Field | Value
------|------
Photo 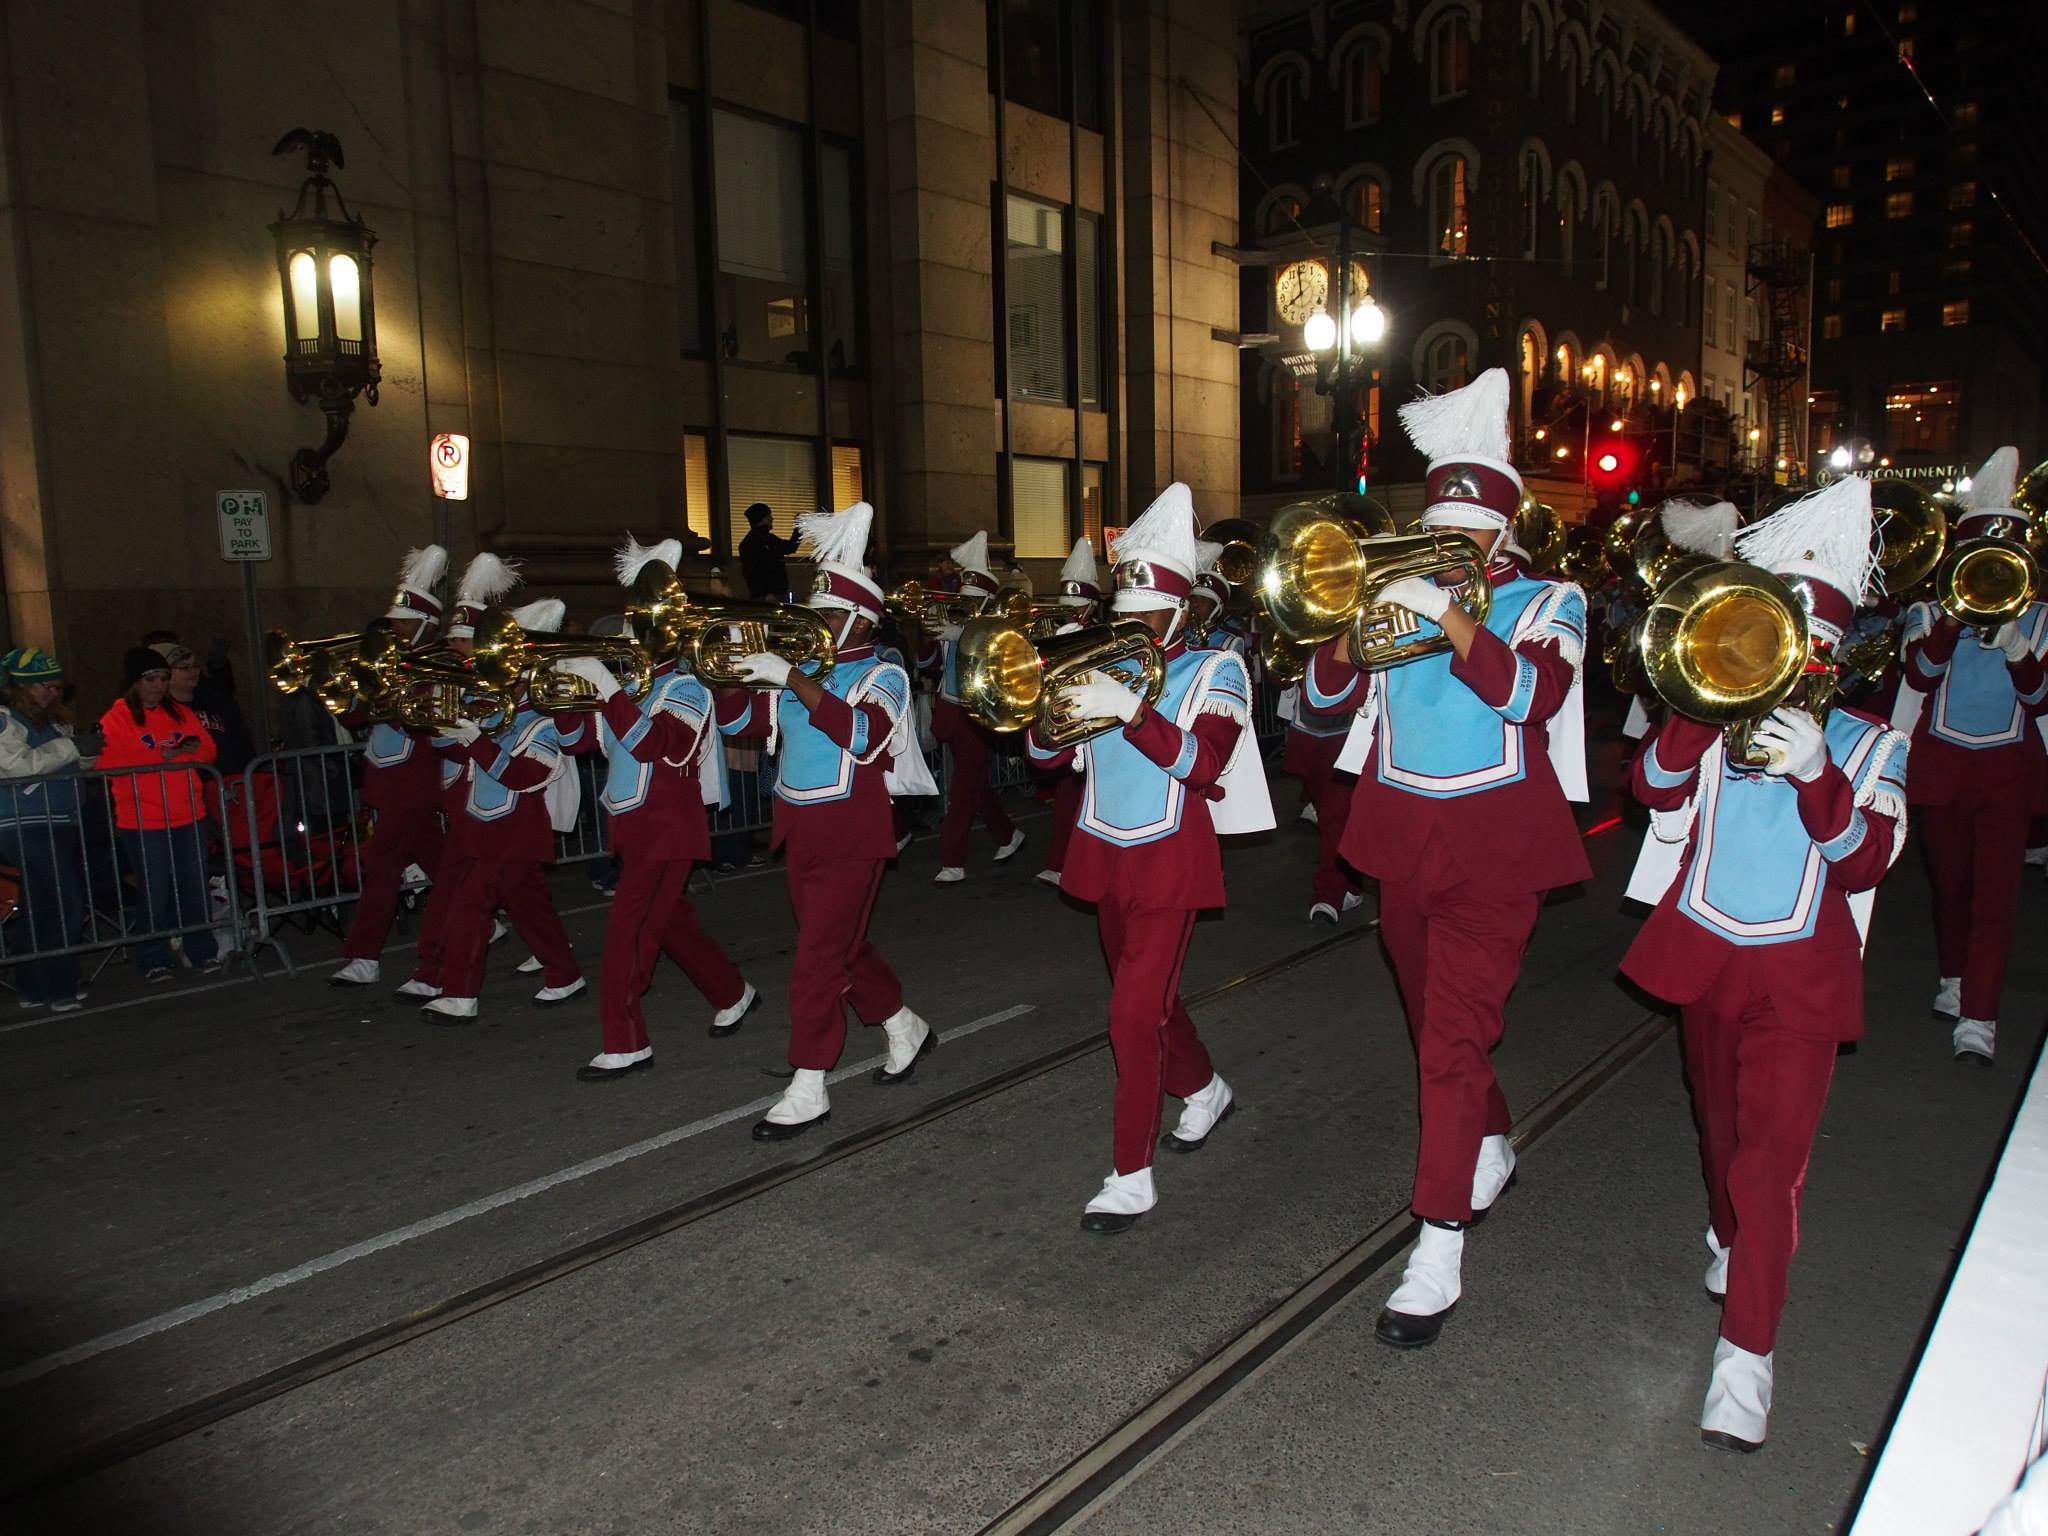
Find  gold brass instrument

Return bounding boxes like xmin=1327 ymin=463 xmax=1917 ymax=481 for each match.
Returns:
xmin=1201 ymin=517 xmax=1262 ymax=588
xmin=1256 ymin=503 xmax=1493 ymax=670
xmin=2013 ymin=458 xmax=2048 ymax=561
xmin=1603 ymin=510 xmax=1643 ymax=579
xmin=1256 ymin=617 xmax=1311 ymax=686
xmin=1934 ymin=523 xmax=2038 ymax=632
xmin=471 ymin=609 xmax=655 ymax=713
xmin=1870 ymin=480 xmax=1948 ymax=596
xmin=669 ymin=595 xmax=838 ymax=687
xmin=987 ymin=583 xmax=1069 ymax=639
xmin=1514 ymin=494 xmax=1568 ymax=574
xmin=1638 ymin=560 xmax=1816 ymax=770
xmin=392 ymin=649 xmax=514 ymax=734
xmin=955 ymin=615 xmax=1166 ymax=747
xmin=266 ymin=629 xmax=374 ymax=716
xmin=624 ymin=558 xmax=693 ymax=656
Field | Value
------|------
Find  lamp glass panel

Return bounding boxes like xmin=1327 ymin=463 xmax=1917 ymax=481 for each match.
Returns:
xmin=329 ymin=254 xmax=363 ymax=342
xmin=289 ymin=251 xmax=320 ymax=341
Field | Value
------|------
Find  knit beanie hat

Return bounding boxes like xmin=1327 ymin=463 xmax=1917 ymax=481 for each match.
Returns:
xmin=1 ymin=646 xmax=62 ymax=684
xmin=123 ymin=646 xmax=171 ymax=688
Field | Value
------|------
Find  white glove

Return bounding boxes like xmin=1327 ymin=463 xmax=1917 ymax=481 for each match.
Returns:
xmin=1378 ymin=576 xmax=1453 ymax=623
xmin=738 ymin=652 xmax=793 ymax=689
xmin=1751 ymin=706 xmax=1827 ymax=782
xmin=1060 ymin=672 xmax=1142 ymax=726
xmin=1994 ymin=622 xmax=2033 ymax=663
xmin=556 ymin=655 xmax=620 ymax=699
xmin=1901 ymin=604 xmax=1935 ymax=647
xmin=443 ymin=719 xmax=483 ymax=745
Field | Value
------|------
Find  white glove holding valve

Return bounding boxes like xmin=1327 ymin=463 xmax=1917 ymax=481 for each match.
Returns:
xmin=1378 ymin=576 xmax=1453 ymax=623
xmin=738 ymin=652 xmax=793 ymax=689
xmin=443 ymin=719 xmax=483 ymax=745
xmin=1900 ymin=603 xmax=1935 ymax=647
xmin=1751 ymin=706 xmax=1826 ymax=782
xmin=1060 ymin=671 xmax=1142 ymax=726
xmin=556 ymin=655 xmax=620 ymax=699
xmin=1994 ymin=622 xmax=2033 ymax=663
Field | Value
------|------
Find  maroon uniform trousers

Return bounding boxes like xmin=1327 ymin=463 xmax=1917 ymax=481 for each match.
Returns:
xmin=1315 ymin=618 xmax=1589 ymax=1222
xmin=586 ymin=689 xmax=745 ymax=1055
xmin=932 ymin=697 xmax=1014 ymax=866
xmin=1043 ymin=770 xmax=1083 ymax=876
xmin=341 ymin=738 xmax=446 ymax=962
xmin=1035 ymin=687 xmax=1241 ymax=1175
xmin=1902 ymin=621 xmax=2048 ymax=1020
xmin=1623 ymin=715 xmax=1897 ymax=1355
xmin=1282 ymin=721 xmax=1360 ymax=908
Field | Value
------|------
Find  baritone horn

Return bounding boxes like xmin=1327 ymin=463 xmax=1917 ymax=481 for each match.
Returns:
xmin=266 ymin=628 xmax=377 ymax=715
xmin=1637 ymin=560 xmax=1816 ymax=771
xmin=673 ymin=595 xmax=838 ymax=686
xmin=1869 ymin=479 xmax=1947 ymax=596
xmin=955 ymin=615 xmax=1166 ymax=747
xmin=471 ymin=609 xmax=654 ymax=713
xmin=1256 ymin=502 xmax=1491 ymax=670
xmin=1934 ymin=527 xmax=2037 ymax=632
xmin=393 ymin=650 xmax=514 ymax=734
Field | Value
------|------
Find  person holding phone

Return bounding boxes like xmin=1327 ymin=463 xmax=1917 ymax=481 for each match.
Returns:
xmin=97 ymin=648 xmax=222 ymax=980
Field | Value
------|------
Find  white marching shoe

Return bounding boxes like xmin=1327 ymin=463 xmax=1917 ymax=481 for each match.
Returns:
xmin=1081 ymin=1167 xmax=1156 ymax=1235
xmin=515 ymin=954 xmax=543 ymax=975
xmin=752 ymin=1068 xmax=830 ymax=1141
xmin=1036 ymin=869 xmax=1062 ymax=888
xmin=328 ymin=957 xmax=380 ymax=987
xmin=422 ymin=995 xmax=479 ymax=1022
xmin=2025 ymin=845 xmax=2048 ymax=868
xmin=1164 ymin=1074 xmax=1234 ymax=1152
xmin=708 ymin=982 xmax=758 ymax=1037
xmin=993 ymin=830 xmax=1027 ymax=862
xmin=1341 ymin=891 xmax=1364 ymax=915
xmin=1703 ymin=1226 xmax=1730 ymax=1302
xmin=1932 ymin=976 xmax=1962 ymax=1019
xmin=1309 ymin=901 xmax=1339 ymax=924
xmin=395 ymin=978 xmax=441 ymax=1000
xmin=534 ymin=978 xmax=586 ymax=1006
xmin=1470 ymin=1134 xmax=1518 ymax=1219
xmin=1954 ymin=1017 xmax=1996 ymax=1066
xmin=933 ymin=866 xmax=965 ymax=884
xmin=489 ymin=917 xmax=508 ymax=945
xmin=1376 ymin=1220 xmax=1464 ymax=1348
xmin=577 ymin=1047 xmax=653 ymax=1082
xmin=1297 ymin=802 xmax=1319 ymax=826
xmin=1700 ymin=1338 xmax=1773 ymax=1452
xmin=874 ymin=1007 xmax=935 ymax=1084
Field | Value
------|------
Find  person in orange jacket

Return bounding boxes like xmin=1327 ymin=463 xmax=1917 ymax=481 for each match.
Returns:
xmin=97 ymin=647 xmax=222 ymax=981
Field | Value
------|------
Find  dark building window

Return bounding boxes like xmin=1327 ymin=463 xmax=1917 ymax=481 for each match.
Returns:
xmin=714 ymin=110 xmax=811 ymax=368
xmin=1078 ymin=211 xmax=1103 ymax=407
xmin=996 ymin=0 xmax=1101 ymax=128
xmin=1343 ymin=38 xmax=1383 ymax=125
xmin=821 ymin=140 xmax=862 ymax=376
xmin=1430 ymin=13 xmax=1471 ymax=101
xmin=1006 ymin=194 xmax=1067 ymax=403
xmin=669 ymin=96 xmax=705 ymax=355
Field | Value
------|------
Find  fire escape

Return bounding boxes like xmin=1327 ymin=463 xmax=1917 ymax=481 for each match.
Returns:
xmin=1745 ymin=239 xmax=1812 ymax=483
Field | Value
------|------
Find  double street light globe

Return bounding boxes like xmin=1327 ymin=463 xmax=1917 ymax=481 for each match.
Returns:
xmin=1304 ymin=298 xmax=1387 ymax=354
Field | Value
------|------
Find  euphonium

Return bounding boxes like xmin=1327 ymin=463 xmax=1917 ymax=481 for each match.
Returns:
xmin=266 ymin=628 xmax=372 ymax=714
xmin=1514 ymin=494 xmax=1568 ymax=575
xmin=1256 ymin=616 xmax=1311 ymax=686
xmin=672 ymin=595 xmax=837 ymax=686
xmin=1637 ymin=560 xmax=1816 ymax=771
xmin=1201 ymin=517 xmax=1262 ymax=588
xmin=393 ymin=650 xmax=514 ymax=734
xmin=955 ymin=615 xmax=1166 ymax=747
xmin=471 ymin=609 xmax=654 ymax=712
xmin=624 ymin=558 xmax=693 ymax=657
xmin=1869 ymin=480 xmax=1948 ymax=595
xmin=1934 ymin=523 xmax=2038 ymax=633
xmin=1256 ymin=503 xmax=1492 ymax=670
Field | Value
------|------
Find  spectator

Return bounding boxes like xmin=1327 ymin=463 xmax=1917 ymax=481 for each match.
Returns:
xmin=164 ymin=644 xmax=255 ymax=774
xmin=144 ymin=629 xmax=235 ymax=696
xmin=96 ymin=648 xmax=221 ymax=981
xmin=0 ymin=648 xmax=95 ymax=1010
xmin=739 ymin=503 xmax=801 ymax=600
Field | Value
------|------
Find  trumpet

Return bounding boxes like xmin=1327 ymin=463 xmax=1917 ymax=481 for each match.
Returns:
xmin=955 ymin=615 xmax=1166 ymax=747
xmin=1257 ymin=503 xmax=1492 ymax=670
xmin=471 ymin=609 xmax=654 ymax=714
xmin=672 ymin=595 xmax=838 ymax=686
xmin=1637 ymin=559 xmax=1818 ymax=771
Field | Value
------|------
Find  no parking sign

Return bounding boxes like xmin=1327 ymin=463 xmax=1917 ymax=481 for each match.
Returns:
xmin=430 ymin=433 xmax=470 ymax=500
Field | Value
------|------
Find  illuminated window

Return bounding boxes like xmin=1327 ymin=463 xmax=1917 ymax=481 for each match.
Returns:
xmin=1885 ymin=381 xmax=1961 ymax=458
xmin=1825 ymin=203 xmax=1853 ymax=228
xmin=1949 ymin=220 xmax=1974 ymax=247
xmin=831 ymin=443 xmax=865 ymax=511
xmin=1897 ymin=37 xmax=1914 ymax=60
xmin=1881 ymin=307 xmax=1907 ymax=332
xmin=1949 ymin=181 xmax=1977 ymax=209
xmin=1770 ymin=105 xmax=1786 ymax=126
xmin=1886 ymin=156 xmax=1915 ymax=181
xmin=1825 ymin=277 xmax=1842 ymax=301
xmin=1886 ymin=191 xmax=1914 ymax=219
xmin=1822 ymin=313 xmax=1843 ymax=339
xmin=1726 ymin=111 xmax=1743 ymax=131
xmin=1943 ymin=300 xmax=1970 ymax=326
xmin=1429 ymin=154 xmax=1470 ymax=256
xmin=1011 ymin=457 xmax=1073 ymax=559
xmin=1897 ymin=2 xmax=1916 ymax=21
xmin=1843 ymin=11 xmax=1855 ymax=33
xmin=1352 ymin=177 xmax=1384 ymax=234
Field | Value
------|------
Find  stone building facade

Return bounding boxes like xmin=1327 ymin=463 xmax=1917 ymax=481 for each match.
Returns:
xmin=0 ymin=0 xmax=1238 ymax=702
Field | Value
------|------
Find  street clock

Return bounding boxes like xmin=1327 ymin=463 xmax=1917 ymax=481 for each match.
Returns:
xmin=1274 ymin=259 xmax=1328 ymax=325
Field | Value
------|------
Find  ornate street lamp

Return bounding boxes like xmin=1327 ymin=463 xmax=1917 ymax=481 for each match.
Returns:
xmin=269 ymin=128 xmax=380 ymax=504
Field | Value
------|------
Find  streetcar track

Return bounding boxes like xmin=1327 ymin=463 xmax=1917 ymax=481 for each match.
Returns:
xmin=1 ymin=922 xmax=1372 ymax=1506
xmin=980 ymin=1009 xmax=1675 ymax=1535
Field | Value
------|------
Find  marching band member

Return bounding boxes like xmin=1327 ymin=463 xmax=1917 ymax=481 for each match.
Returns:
xmin=1304 ymin=369 xmax=1589 ymax=1345
xmin=1039 ymin=536 xmax=1103 ymax=890
xmin=1894 ymin=447 xmax=2048 ymax=1066
xmin=330 ymin=546 xmax=452 ymax=987
xmin=1617 ymin=500 xmax=1742 ymax=743
xmin=718 ymin=501 xmax=937 ymax=1140
xmin=1622 ymin=476 xmax=1909 ymax=1453
xmin=556 ymin=539 xmax=756 ymax=1082
xmin=411 ymin=599 xmax=585 ymax=1022
xmin=1025 ymin=483 xmax=1274 ymax=1233
xmin=1188 ymin=541 xmax=1254 ymax=658
xmin=928 ymin=530 xmax=1025 ymax=882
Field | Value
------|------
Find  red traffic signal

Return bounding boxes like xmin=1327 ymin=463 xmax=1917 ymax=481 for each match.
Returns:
xmin=1590 ymin=439 xmax=1637 ymax=486
xmin=1596 ymin=450 xmax=1621 ymax=475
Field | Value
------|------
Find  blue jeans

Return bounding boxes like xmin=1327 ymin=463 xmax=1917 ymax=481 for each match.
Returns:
xmin=117 ymin=823 xmax=217 ymax=974
xmin=0 ymin=822 xmax=86 ymax=1003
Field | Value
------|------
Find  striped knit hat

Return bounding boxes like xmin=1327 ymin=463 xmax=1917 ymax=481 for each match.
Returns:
xmin=1 ymin=647 xmax=62 ymax=683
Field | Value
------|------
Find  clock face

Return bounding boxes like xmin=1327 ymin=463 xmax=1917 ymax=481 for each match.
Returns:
xmin=1274 ymin=260 xmax=1330 ymax=326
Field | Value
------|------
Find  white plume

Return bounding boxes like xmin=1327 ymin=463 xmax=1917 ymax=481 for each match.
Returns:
xmin=1964 ymin=446 xmax=2019 ymax=515
xmin=1398 ymin=367 xmax=1513 ymax=466
xmin=1195 ymin=540 xmax=1224 ymax=574
xmin=394 ymin=545 xmax=449 ymax=595
xmin=509 ymin=598 xmax=566 ymax=635
xmin=1059 ymin=537 xmax=1098 ymax=584
xmin=1660 ymin=499 xmax=1739 ymax=560
xmin=455 ymin=551 xmax=521 ymax=608
xmin=1735 ymin=476 xmax=1878 ymax=603
xmin=796 ymin=501 xmax=875 ymax=569
xmin=614 ymin=535 xmax=683 ymax=588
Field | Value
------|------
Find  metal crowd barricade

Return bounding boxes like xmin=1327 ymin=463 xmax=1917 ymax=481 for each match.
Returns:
xmin=0 ymin=758 xmax=242 ymax=992
xmin=234 ymin=743 xmax=367 ymax=970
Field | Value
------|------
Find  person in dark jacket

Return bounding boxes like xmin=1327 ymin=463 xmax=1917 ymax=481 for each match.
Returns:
xmin=0 ymin=647 xmax=94 ymax=1010
xmin=163 ymin=644 xmax=255 ymax=775
xmin=739 ymin=503 xmax=802 ymax=601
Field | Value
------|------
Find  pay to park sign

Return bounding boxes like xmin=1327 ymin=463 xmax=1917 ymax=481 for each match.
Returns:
xmin=216 ymin=490 xmax=272 ymax=562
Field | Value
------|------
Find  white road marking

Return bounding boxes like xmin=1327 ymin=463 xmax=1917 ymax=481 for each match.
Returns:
xmin=0 ymin=1002 xmax=1036 ymax=1389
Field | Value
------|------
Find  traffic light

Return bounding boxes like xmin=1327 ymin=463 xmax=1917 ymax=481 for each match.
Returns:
xmin=1596 ymin=450 xmax=1621 ymax=476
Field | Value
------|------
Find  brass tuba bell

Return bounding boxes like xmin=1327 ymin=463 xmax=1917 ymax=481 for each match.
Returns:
xmin=1870 ymin=480 xmax=1948 ymax=595
xmin=1200 ymin=517 xmax=1263 ymax=588
xmin=1256 ymin=503 xmax=1492 ymax=671
xmin=1934 ymin=519 xmax=2038 ymax=632
xmin=955 ymin=615 xmax=1166 ymax=747
xmin=1514 ymin=494 xmax=1568 ymax=575
xmin=1637 ymin=560 xmax=1817 ymax=771
xmin=672 ymin=595 xmax=838 ymax=686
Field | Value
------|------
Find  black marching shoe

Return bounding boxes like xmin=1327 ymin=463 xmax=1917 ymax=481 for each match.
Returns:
xmin=751 ymin=1070 xmax=830 ymax=1140
xmin=1374 ymin=1301 xmax=1456 ymax=1349
xmin=576 ymin=1051 xmax=655 ymax=1083
xmin=707 ymin=984 xmax=760 ymax=1039
xmin=1373 ymin=1218 xmax=1466 ymax=1350
xmin=873 ymin=1009 xmax=937 ymax=1086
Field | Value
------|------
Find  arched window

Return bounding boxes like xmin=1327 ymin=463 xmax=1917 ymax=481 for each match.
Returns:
xmin=1352 ymin=177 xmax=1384 ymax=233
xmin=1259 ymin=187 xmax=1306 ymax=237
xmin=1585 ymin=351 xmax=1607 ymax=406
xmin=1260 ymin=59 xmax=1308 ymax=151
xmin=1426 ymin=331 xmax=1472 ymax=391
xmin=1520 ymin=148 xmax=1543 ymax=258
xmin=1557 ymin=182 xmax=1578 ymax=276
xmin=1343 ymin=39 xmax=1384 ymax=126
xmin=1518 ymin=328 xmax=1542 ymax=434
xmin=1649 ymin=227 xmax=1667 ymax=315
xmin=1614 ymin=363 xmax=1635 ymax=414
xmin=1429 ymin=155 xmax=1470 ymax=257
xmin=1623 ymin=222 xmax=1639 ymax=304
xmin=1431 ymin=13 xmax=1472 ymax=101
xmin=1592 ymin=188 xmax=1617 ymax=289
